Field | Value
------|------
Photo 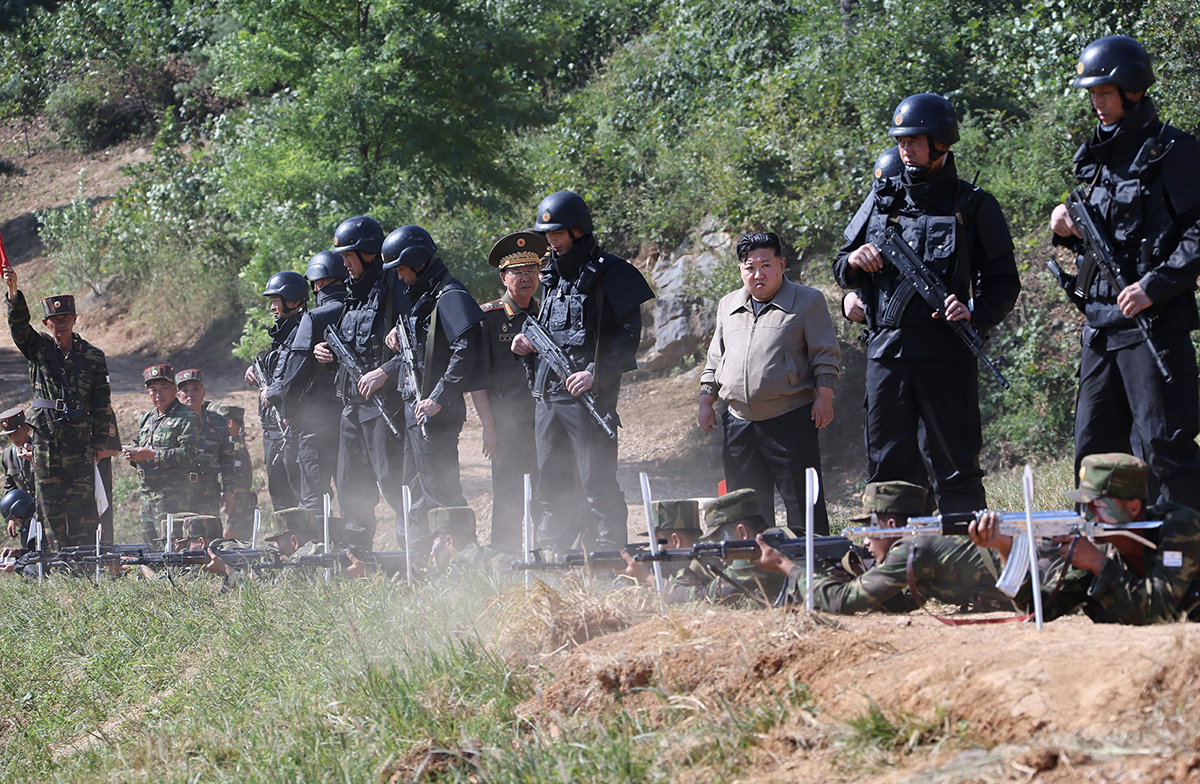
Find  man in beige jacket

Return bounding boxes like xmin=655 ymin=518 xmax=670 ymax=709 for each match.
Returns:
xmin=698 ymin=232 xmax=840 ymax=534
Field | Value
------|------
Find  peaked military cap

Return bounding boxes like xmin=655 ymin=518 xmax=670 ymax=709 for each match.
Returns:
xmin=40 ymin=294 xmax=75 ymax=318
xmin=429 ymin=506 xmax=477 ymax=536
xmin=1067 ymin=453 xmax=1149 ymax=503
xmin=0 ymin=407 xmax=27 ymax=435
xmin=174 ymin=368 xmax=203 ymax=385
xmin=143 ymin=364 xmax=175 ymax=386
xmin=488 ymin=231 xmax=549 ymax=270
xmin=213 ymin=402 xmax=245 ymax=423
xmin=850 ymin=481 xmax=928 ymax=522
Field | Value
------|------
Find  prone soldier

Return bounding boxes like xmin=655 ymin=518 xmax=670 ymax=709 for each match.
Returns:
xmin=5 ymin=268 xmax=121 ymax=547
xmin=124 ymin=364 xmax=202 ymax=542
xmin=381 ymin=225 xmax=485 ymax=536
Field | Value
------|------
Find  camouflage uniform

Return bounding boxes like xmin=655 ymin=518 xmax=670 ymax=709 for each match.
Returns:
xmin=7 ymin=292 xmax=121 ymax=547
xmin=214 ymin=403 xmax=256 ymax=539
xmin=173 ymin=371 xmax=236 ymax=517
xmin=132 ymin=398 xmax=202 ymax=542
xmin=785 ymin=481 xmax=1010 ymax=613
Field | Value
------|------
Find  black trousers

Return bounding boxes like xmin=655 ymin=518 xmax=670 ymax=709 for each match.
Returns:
xmin=488 ymin=411 xmax=538 ymax=553
xmin=400 ymin=403 xmax=467 ymax=539
xmin=864 ymin=350 xmax=986 ymax=515
xmin=336 ymin=403 xmax=406 ymax=548
xmin=534 ymin=394 xmax=626 ymax=550
xmin=262 ymin=424 xmax=300 ymax=511
xmin=722 ymin=404 xmax=829 ymax=535
xmin=1074 ymin=329 xmax=1200 ymax=509
xmin=295 ymin=420 xmax=338 ymax=511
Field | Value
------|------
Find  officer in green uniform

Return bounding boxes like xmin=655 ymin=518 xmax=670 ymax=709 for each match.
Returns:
xmin=971 ymin=453 xmax=1200 ymax=624
xmin=124 ymin=364 xmax=202 ymax=542
xmin=759 ymin=481 xmax=1010 ymax=614
xmin=5 ymin=267 xmax=121 ymax=548
xmin=471 ymin=231 xmax=546 ymax=552
xmin=175 ymin=369 xmax=235 ymax=520
xmin=213 ymin=402 xmax=256 ymax=539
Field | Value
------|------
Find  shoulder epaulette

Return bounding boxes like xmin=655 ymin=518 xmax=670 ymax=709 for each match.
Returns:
xmin=481 ymin=299 xmax=505 ymax=313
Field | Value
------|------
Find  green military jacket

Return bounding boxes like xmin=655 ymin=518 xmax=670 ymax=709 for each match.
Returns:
xmin=2 ymin=442 xmax=35 ymax=495
xmin=194 ymin=402 xmax=235 ymax=496
xmin=1025 ymin=502 xmax=1200 ymax=625
xmin=132 ymin=400 xmax=201 ymax=518
xmin=788 ymin=534 xmax=1010 ymax=614
xmin=660 ymin=558 xmax=787 ymax=607
xmin=7 ymin=291 xmax=120 ymax=452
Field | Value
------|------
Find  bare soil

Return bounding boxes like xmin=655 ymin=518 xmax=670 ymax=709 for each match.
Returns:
xmin=5 ymin=122 xmax=1197 ymax=783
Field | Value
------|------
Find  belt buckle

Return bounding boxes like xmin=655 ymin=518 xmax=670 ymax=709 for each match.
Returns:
xmin=188 ymin=472 xmax=199 ymax=483
xmin=54 ymin=399 xmax=67 ymax=412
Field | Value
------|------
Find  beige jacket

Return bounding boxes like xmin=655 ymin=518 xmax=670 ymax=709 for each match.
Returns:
xmin=700 ymin=278 xmax=840 ymax=421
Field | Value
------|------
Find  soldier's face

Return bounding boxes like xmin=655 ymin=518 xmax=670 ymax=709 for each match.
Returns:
xmin=342 ymin=251 xmax=365 ymax=279
xmin=501 ymin=265 xmax=539 ymax=302
xmin=177 ymin=380 xmax=206 ymax=409
xmin=1088 ymin=85 xmax=1130 ymax=126
xmin=739 ymin=248 xmax=786 ymax=302
xmin=395 ymin=265 xmax=418 ymax=285
xmin=544 ymin=229 xmax=576 ymax=255
xmin=267 ymin=295 xmax=286 ymax=319
xmin=147 ymin=380 xmax=176 ymax=411
xmin=42 ymin=313 xmax=77 ymax=342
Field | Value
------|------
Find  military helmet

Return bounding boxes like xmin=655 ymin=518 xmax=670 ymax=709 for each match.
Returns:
xmin=332 ymin=215 xmax=384 ymax=256
xmin=381 ymin=225 xmax=437 ymax=271
xmin=874 ymin=145 xmax=904 ymax=182
xmin=887 ymin=93 xmax=959 ymax=146
xmin=0 ymin=488 xmax=36 ymax=522
xmin=262 ymin=271 xmax=308 ymax=303
xmin=305 ymin=250 xmax=348 ymax=282
xmin=533 ymin=190 xmax=594 ymax=235
xmin=1072 ymin=36 xmax=1155 ymax=93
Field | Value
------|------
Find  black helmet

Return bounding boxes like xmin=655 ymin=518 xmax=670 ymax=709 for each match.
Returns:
xmin=262 ymin=271 xmax=308 ymax=303
xmin=381 ymin=225 xmax=437 ymax=271
xmin=873 ymin=146 xmax=904 ymax=182
xmin=887 ymin=93 xmax=959 ymax=146
xmin=305 ymin=251 xmax=348 ymax=282
xmin=533 ymin=190 xmax=594 ymax=235
xmin=0 ymin=488 xmax=36 ymax=523
xmin=1072 ymin=35 xmax=1155 ymax=93
xmin=332 ymin=215 xmax=384 ymax=256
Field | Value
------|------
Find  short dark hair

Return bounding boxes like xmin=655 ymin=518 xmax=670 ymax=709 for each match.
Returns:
xmin=736 ymin=232 xmax=785 ymax=264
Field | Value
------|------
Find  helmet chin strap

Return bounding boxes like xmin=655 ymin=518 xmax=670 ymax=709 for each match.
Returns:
xmin=904 ymin=135 xmax=947 ymax=181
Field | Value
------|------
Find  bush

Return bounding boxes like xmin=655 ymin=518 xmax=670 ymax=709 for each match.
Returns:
xmin=43 ymin=75 xmax=155 ymax=150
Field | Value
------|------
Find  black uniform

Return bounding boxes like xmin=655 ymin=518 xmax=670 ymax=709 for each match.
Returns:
xmin=396 ymin=258 xmax=485 ymax=535
xmin=331 ymin=260 xmax=410 ymax=548
xmin=525 ymin=235 xmax=653 ymax=549
xmin=267 ymin=282 xmax=348 ymax=510
xmin=1057 ymin=98 xmax=1200 ymax=508
xmin=479 ymin=293 xmax=540 ymax=551
xmin=259 ymin=311 xmax=303 ymax=510
xmin=834 ymin=152 xmax=1020 ymax=514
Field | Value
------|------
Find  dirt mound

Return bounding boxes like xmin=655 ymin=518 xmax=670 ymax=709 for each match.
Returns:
xmin=519 ymin=609 xmax=1200 ymax=781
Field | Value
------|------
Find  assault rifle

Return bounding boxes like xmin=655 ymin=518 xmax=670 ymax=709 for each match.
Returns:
xmin=510 ymin=541 xmax=663 ymax=572
xmin=255 ymin=549 xmax=412 ymax=574
xmin=632 ymin=532 xmax=854 ymax=565
xmin=323 ymin=325 xmax=403 ymax=437
xmin=521 ymin=315 xmax=617 ymax=439
xmin=876 ymin=227 xmax=1010 ymax=389
xmin=393 ymin=315 xmax=427 ymax=440
xmin=845 ymin=509 xmax=1163 ymax=597
xmin=1056 ymin=187 xmax=1173 ymax=382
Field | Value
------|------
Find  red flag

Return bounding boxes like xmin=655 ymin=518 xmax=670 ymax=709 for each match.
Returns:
xmin=0 ymin=227 xmax=10 ymax=275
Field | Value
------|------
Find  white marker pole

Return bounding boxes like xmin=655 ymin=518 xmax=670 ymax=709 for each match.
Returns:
xmin=165 ymin=513 xmax=174 ymax=555
xmin=402 ymin=485 xmax=413 ymax=582
xmin=1023 ymin=464 xmax=1045 ymax=630
xmin=95 ymin=523 xmax=103 ymax=582
xmin=639 ymin=472 xmax=664 ymax=597
xmin=805 ymin=468 xmax=818 ymax=612
xmin=522 ymin=473 xmax=533 ymax=591
xmin=323 ymin=499 xmax=332 ymax=582
xmin=251 ymin=508 xmax=261 ymax=549
xmin=35 ymin=517 xmax=44 ymax=584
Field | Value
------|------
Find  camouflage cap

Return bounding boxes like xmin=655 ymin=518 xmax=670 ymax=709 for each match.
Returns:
xmin=850 ymin=481 xmax=928 ymax=522
xmin=639 ymin=499 xmax=702 ymax=536
xmin=698 ymin=489 xmax=759 ymax=538
xmin=265 ymin=507 xmax=316 ymax=540
xmin=40 ymin=294 xmax=75 ymax=318
xmin=155 ymin=512 xmax=198 ymax=543
xmin=143 ymin=364 xmax=175 ymax=386
xmin=1066 ymin=453 xmax=1149 ymax=503
xmin=429 ymin=506 xmax=477 ymax=537
xmin=0 ymin=407 xmax=26 ymax=435
xmin=174 ymin=368 xmax=203 ymax=385
xmin=213 ymin=402 xmax=245 ymax=423
xmin=186 ymin=515 xmax=223 ymax=541
xmin=488 ymin=231 xmax=549 ymax=270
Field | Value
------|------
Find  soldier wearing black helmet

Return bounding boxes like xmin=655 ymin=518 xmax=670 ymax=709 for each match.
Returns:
xmin=381 ymin=225 xmax=485 ymax=536
xmin=511 ymin=190 xmax=654 ymax=549
xmin=313 ymin=215 xmax=411 ymax=548
xmin=834 ymin=93 xmax=1020 ymax=515
xmin=1048 ymin=36 xmax=1200 ymax=509
xmin=244 ymin=270 xmax=307 ymax=510
xmin=266 ymin=251 xmax=349 ymax=511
